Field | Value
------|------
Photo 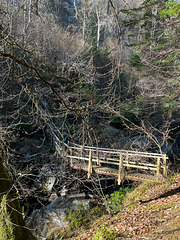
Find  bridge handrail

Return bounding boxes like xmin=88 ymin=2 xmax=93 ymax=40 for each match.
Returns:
xmin=66 ymin=155 xmax=158 ymax=169
xmin=68 ymin=144 xmax=167 ymax=159
xmin=66 ymin=154 xmax=165 ymax=168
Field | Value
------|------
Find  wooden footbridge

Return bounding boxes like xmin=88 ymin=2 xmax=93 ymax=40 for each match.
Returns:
xmin=66 ymin=143 xmax=168 ymax=184
xmin=24 ymin=85 xmax=168 ymax=185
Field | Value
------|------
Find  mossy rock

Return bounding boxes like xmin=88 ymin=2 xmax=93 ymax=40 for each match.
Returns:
xmin=0 ymin=156 xmax=36 ymax=240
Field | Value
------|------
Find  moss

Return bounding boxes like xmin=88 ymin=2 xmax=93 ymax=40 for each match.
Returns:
xmin=166 ymin=173 xmax=180 ymax=185
xmin=127 ymin=203 xmax=136 ymax=209
xmin=0 ymin=195 xmax=15 ymax=240
xmin=0 ymin=156 xmax=36 ymax=240
xmin=92 ymin=225 xmax=123 ymax=240
xmin=146 ymin=204 xmax=175 ymax=211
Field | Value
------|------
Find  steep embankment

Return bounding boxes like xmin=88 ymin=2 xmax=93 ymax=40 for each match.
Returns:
xmin=72 ymin=174 xmax=180 ymax=240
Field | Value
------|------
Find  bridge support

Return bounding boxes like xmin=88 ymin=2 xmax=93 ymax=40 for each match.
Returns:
xmin=118 ymin=153 xmax=124 ymax=185
xmin=88 ymin=150 xmax=93 ymax=178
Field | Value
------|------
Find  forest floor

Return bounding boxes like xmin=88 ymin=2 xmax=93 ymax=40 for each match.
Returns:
xmin=68 ymin=173 xmax=180 ymax=240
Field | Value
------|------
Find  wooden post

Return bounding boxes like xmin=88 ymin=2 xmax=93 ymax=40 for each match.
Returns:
xmin=70 ymin=148 xmax=73 ymax=167
xmin=88 ymin=150 xmax=92 ymax=178
xmin=126 ymin=152 xmax=130 ymax=171
xmin=163 ymin=155 xmax=167 ymax=178
xmin=97 ymin=150 xmax=101 ymax=166
xmin=156 ymin=157 xmax=160 ymax=181
xmin=118 ymin=153 xmax=124 ymax=185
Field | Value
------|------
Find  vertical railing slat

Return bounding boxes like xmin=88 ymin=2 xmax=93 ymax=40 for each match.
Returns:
xmin=163 ymin=155 xmax=167 ymax=178
xmin=97 ymin=149 xmax=101 ymax=166
xmin=88 ymin=150 xmax=93 ymax=178
xmin=156 ymin=157 xmax=160 ymax=181
xmin=118 ymin=153 xmax=124 ymax=185
xmin=126 ymin=152 xmax=130 ymax=171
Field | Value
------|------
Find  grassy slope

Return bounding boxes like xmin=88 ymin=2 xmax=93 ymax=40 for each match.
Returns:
xmin=71 ymin=174 xmax=180 ymax=240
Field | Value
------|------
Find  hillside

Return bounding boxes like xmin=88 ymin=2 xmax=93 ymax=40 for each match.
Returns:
xmin=60 ymin=174 xmax=180 ymax=240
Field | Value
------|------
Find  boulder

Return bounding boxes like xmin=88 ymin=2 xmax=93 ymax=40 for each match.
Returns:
xmin=104 ymin=126 xmax=120 ymax=137
xmin=26 ymin=194 xmax=93 ymax=240
xmin=36 ymin=164 xmax=56 ymax=192
xmin=26 ymin=196 xmax=68 ymax=240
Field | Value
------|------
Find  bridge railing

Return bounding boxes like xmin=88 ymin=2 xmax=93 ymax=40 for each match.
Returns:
xmin=67 ymin=143 xmax=168 ymax=184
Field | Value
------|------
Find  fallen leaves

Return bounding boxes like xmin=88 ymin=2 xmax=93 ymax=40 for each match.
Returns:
xmin=68 ymin=174 xmax=180 ymax=239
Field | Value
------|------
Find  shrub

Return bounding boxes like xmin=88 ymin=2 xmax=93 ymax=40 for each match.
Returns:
xmin=105 ymin=187 xmax=131 ymax=215
xmin=159 ymin=0 xmax=180 ymax=18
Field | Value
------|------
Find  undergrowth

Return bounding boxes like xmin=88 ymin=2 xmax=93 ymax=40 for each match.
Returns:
xmin=47 ymin=203 xmax=105 ymax=239
xmin=105 ymin=187 xmax=131 ymax=215
xmin=64 ymin=204 xmax=103 ymax=231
